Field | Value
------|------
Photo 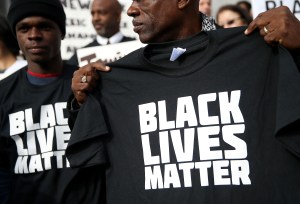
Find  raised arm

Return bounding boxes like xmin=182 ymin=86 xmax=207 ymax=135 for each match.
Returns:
xmin=67 ymin=61 xmax=110 ymax=129
xmin=72 ymin=61 xmax=110 ymax=105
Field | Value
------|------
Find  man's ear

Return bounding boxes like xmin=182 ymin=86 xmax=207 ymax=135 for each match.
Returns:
xmin=178 ymin=0 xmax=190 ymax=9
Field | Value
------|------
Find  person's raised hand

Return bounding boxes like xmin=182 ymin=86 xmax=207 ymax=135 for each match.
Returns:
xmin=72 ymin=60 xmax=110 ymax=105
xmin=245 ymin=6 xmax=300 ymax=51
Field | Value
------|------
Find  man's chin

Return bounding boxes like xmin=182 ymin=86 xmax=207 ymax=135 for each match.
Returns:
xmin=96 ymin=30 xmax=106 ymax=36
xmin=29 ymin=57 xmax=51 ymax=65
xmin=138 ymin=34 xmax=150 ymax=44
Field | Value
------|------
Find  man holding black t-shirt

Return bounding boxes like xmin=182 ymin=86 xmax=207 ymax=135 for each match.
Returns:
xmin=67 ymin=1 xmax=300 ymax=204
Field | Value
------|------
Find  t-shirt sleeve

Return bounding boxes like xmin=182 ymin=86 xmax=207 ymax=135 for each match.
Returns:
xmin=66 ymin=93 xmax=109 ymax=168
xmin=66 ymin=94 xmax=80 ymax=131
xmin=275 ymin=46 xmax=300 ymax=158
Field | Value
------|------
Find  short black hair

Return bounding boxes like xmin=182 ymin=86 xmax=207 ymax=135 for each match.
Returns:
xmin=0 ymin=15 xmax=20 ymax=56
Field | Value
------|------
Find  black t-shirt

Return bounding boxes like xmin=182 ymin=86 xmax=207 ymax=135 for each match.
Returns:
xmin=67 ymin=27 xmax=300 ymax=204
xmin=0 ymin=64 xmax=105 ymax=204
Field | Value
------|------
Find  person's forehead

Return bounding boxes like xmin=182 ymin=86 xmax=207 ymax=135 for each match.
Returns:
xmin=200 ymin=0 xmax=211 ymax=4
xmin=92 ymin=0 xmax=116 ymax=9
xmin=221 ymin=10 xmax=240 ymax=16
xmin=16 ymin=16 xmax=56 ymax=25
xmin=218 ymin=10 xmax=240 ymax=20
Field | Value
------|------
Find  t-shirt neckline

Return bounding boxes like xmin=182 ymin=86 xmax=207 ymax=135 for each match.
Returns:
xmin=139 ymin=31 xmax=217 ymax=77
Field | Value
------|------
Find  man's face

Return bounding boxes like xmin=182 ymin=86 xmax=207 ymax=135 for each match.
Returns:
xmin=91 ymin=0 xmax=121 ymax=38
xmin=15 ymin=16 xmax=62 ymax=64
xmin=127 ymin=0 xmax=180 ymax=44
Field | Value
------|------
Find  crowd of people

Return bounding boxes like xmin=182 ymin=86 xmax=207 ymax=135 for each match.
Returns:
xmin=0 ymin=0 xmax=300 ymax=203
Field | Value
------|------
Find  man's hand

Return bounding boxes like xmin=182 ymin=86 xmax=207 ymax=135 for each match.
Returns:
xmin=245 ymin=6 xmax=300 ymax=51
xmin=72 ymin=61 xmax=110 ymax=105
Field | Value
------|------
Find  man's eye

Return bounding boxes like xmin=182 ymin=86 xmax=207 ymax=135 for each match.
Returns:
xmin=18 ymin=26 xmax=29 ymax=32
xmin=41 ymin=25 xmax=51 ymax=30
xmin=38 ymin=24 xmax=52 ymax=30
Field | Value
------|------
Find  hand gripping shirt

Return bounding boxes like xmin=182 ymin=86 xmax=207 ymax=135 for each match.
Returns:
xmin=67 ymin=27 xmax=300 ymax=204
xmin=0 ymin=64 xmax=105 ymax=204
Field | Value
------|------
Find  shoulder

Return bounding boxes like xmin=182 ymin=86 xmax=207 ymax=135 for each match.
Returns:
xmin=0 ymin=69 xmax=25 ymax=103
xmin=107 ymin=47 xmax=144 ymax=68
xmin=83 ymin=39 xmax=100 ymax=48
xmin=0 ymin=60 xmax=27 ymax=80
xmin=0 ymin=66 xmax=25 ymax=83
xmin=208 ymin=26 xmax=273 ymax=53
xmin=11 ymin=59 xmax=27 ymax=70
xmin=209 ymin=26 xmax=251 ymax=42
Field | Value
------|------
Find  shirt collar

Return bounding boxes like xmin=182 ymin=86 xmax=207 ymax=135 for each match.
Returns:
xmin=96 ymin=32 xmax=124 ymax=45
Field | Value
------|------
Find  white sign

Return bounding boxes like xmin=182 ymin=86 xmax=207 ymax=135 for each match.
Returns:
xmin=251 ymin=0 xmax=300 ymax=19
xmin=76 ymin=40 xmax=145 ymax=66
xmin=60 ymin=0 xmax=137 ymax=60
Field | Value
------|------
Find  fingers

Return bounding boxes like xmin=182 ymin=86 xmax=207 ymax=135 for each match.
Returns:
xmin=263 ymin=26 xmax=269 ymax=35
xmin=244 ymin=18 xmax=259 ymax=35
xmin=264 ymin=33 xmax=279 ymax=47
xmin=92 ymin=60 xmax=111 ymax=72
xmin=244 ymin=6 xmax=286 ymax=35
xmin=71 ymin=73 xmax=90 ymax=105
xmin=78 ymin=61 xmax=110 ymax=75
xmin=71 ymin=61 xmax=110 ymax=104
xmin=245 ymin=11 xmax=269 ymax=36
xmin=77 ymin=61 xmax=110 ymax=79
xmin=244 ymin=6 xmax=297 ymax=48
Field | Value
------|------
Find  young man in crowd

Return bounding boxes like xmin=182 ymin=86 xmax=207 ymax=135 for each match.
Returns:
xmin=0 ymin=0 xmax=104 ymax=203
xmin=68 ymin=0 xmax=135 ymax=66
xmin=67 ymin=1 xmax=300 ymax=204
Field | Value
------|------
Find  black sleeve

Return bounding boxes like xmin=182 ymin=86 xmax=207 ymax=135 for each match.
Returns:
xmin=66 ymin=93 xmax=109 ymax=168
xmin=275 ymin=47 xmax=300 ymax=158
xmin=67 ymin=94 xmax=80 ymax=130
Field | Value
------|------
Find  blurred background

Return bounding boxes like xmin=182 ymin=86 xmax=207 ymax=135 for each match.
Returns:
xmin=212 ymin=0 xmax=241 ymax=16
xmin=0 ymin=0 xmax=241 ymax=17
xmin=0 ymin=0 xmax=10 ymax=16
xmin=2 ymin=0 xmax=297 ymax=60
